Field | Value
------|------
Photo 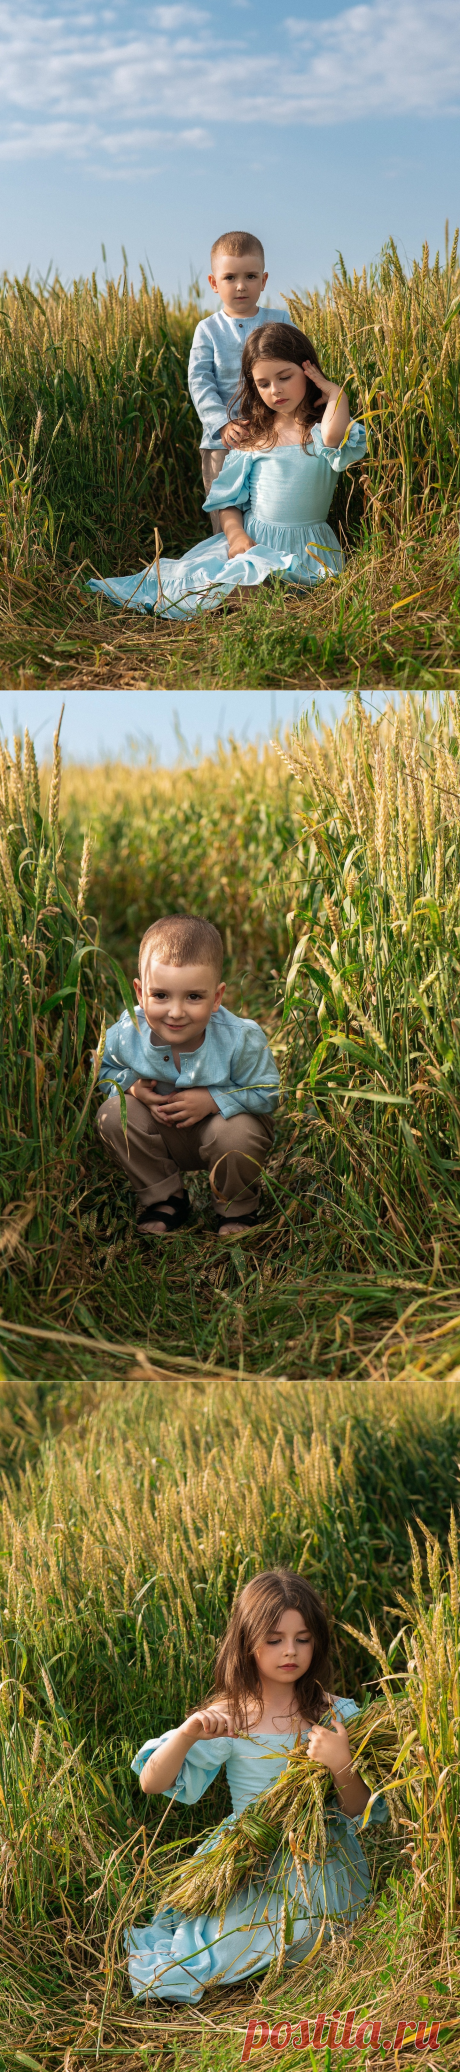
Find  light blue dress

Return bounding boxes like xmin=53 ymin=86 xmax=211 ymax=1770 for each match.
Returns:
xmin=127 ymin=1697 xmax=387 ymax=2003
xmin=88 ymin=422 xmax=367 ymax=623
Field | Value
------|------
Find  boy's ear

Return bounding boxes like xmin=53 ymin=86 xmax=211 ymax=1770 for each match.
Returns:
xmin=133 ymin=976 xmax=142 ymax=1003
xmin=208 ymin=272 xmax=219 ymax=294
xmin=213 ymin=980 xmax=226 ymax=1009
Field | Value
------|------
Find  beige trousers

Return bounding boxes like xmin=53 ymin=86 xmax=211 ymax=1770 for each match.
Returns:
xmin=201 ymin=448 xmax=226 ymax=535
xmin=97 ymin=1094 xmax=274 ymax=1220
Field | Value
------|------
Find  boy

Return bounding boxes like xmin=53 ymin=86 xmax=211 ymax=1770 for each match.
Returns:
xmin=188 ymin=231 xmax=291 ymax=532
xmin=96 ymin=913 xmax=279 ymax=1237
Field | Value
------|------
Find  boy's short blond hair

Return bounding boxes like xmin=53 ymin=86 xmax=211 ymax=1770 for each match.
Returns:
xmin=138 ymin=913 xmax=223 ymax=980
xmin=210 ymin=231 xmax=265 ymax=269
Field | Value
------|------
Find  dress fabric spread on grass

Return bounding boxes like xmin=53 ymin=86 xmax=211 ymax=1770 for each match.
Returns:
xmin=88 ymin=426 xmax=367 ymax=623
xmin=127 ymin=1699 xmax=387 ymax=2003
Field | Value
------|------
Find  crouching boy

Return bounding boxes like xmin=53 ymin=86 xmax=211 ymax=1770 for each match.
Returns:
xmin=96 ymin=913 xmax=279 ymax=1237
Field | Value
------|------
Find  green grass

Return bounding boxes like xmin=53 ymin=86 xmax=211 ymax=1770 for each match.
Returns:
xmin=1 ymin=518 xmax=459 ymax=690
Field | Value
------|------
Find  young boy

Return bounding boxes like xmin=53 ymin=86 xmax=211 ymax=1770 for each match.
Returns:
xmin=188 ymin=231 xmax=291 ymax=533
xmin=96 ymin=913 xmax=279 ymax=1238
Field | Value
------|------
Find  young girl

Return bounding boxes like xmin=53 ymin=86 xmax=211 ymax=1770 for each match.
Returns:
xmin=127 ymin=1567 xmax=386 ymax=2003
xmin=89 ymin=324 xmax=366 ymax=621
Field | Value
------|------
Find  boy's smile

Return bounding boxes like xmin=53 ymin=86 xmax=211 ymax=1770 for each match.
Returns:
xmin=133 ymin=957 xmax=225 ymax=1054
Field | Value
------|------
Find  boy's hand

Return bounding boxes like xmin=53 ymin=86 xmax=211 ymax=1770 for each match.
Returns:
xmin=130 ymin=1077 xmax=157 ymax=1110
xmin=220 ymin=421 xmax=249 ymax=448
xmin=151 ymin=1087 xmax=220 ymax=1128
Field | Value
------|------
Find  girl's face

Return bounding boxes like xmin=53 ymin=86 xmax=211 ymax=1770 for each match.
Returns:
xmin=254 ymin=1606 xmax=314 ymax=1685
xmin=251 ymin=356 xmax=307 ymax=417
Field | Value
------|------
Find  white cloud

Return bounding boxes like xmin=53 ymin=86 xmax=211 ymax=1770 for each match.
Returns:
xmin=153 ymin=6 xmax=210 ymax=24
xmin=0 ymin=0 xmax=458 ymax=162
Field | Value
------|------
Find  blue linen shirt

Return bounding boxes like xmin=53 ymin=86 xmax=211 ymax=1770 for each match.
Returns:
xmin=98 ymin=1002 xmax=279 ymax=1120
xmin=188 ymin=307 xmax=292 ymax=450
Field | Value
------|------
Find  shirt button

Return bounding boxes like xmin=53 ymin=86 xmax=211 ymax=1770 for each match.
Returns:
xmin=163 ymin=1054 xmax=169 ymax=1060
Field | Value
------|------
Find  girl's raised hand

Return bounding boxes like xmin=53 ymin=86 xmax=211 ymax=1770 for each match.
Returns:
xmin=184 ymin=1706 xmax=230 ymax=1742
xmin=302 ymin=361 xmax=335 ymax=396
xmin=306 ymin=1712 xmax=352 ymax=1780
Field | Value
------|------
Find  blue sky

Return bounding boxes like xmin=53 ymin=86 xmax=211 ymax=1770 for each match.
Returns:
xmin=0 ymin=689 xmax=331 ymax=762
xmin=0 ymin=0 xmax=459 ymax=300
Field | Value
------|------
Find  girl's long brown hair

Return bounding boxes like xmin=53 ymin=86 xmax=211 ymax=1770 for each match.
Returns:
xmin=229 ymin=322 xmax=326 ymax=450
xmin=210 ymin=1568 xmax=331 ymax=1732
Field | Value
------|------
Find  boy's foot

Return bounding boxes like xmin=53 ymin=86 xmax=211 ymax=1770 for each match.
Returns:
xmin=214 ymin=1208 xmax=260 ymax=1239
xmin=137 ymin=1191 xmax=191 ymax=1238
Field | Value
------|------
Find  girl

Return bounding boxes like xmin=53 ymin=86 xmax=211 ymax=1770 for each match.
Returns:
xmin=127 ymin=1567 xmax=386 ymax=2002
xmin=89 ymin=324 xmax=366 ymax=621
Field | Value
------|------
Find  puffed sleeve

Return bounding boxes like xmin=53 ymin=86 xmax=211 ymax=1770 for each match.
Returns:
xmin=131 ymin=1730 xmax=230 ymax=1804
xmin=310 ymin=419 xmax=367 ymax=473
xmin=203 ymin=450 xmax=254 ymax=511
xmin=331 ymin=1697 xmax=388 ymax=1828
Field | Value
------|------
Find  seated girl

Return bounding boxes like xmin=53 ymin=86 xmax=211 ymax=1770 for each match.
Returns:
xmin=89 ymin=324 xmax=366 ymax=621
xmin=127 ymin=1566 xmax=387 ymax=2003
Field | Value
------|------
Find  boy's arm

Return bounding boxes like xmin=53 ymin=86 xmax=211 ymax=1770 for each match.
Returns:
xmin=207 ymin=1023 xmax=279 ymax=1118
xmin=97 ymin=1018 xmax=141 ymax=1097
xmin=188 ymin=324 xmax=228 ymax=445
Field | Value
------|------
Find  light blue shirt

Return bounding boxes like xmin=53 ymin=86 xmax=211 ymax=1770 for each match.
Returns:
xmin=188 ymin=307 xmax=292 ymax=449
xmin=99 ymin=1002 xmax=279 ymax=1119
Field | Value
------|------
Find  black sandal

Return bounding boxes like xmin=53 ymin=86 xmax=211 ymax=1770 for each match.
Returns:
xmin=214 ymin=1207 xmax=260 ymax=1235
xmin=137 ymin=1191 xmax=191 ymax=1236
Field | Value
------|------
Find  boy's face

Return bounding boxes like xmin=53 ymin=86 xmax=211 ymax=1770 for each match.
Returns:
xmin=133 ymin=956 xmax=225 ymax=1049
xmin=208 ymin=250 xmax=268 ymax=317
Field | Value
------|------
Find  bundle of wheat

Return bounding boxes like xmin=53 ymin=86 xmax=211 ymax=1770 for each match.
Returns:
xmin=154 ymin=1699 xmax=404 ymax=1923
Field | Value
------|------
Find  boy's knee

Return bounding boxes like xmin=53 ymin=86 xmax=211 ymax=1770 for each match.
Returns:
xmin=96 ymin=1098 xmax=121 ymax=1144
xmin=212 ymin=1112 xmax=273 ymax=1154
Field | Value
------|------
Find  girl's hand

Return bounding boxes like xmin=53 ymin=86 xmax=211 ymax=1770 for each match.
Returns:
xmin=306 ymin=1713 xmax=352 ymax=1780
xmin=227 ymin=529 xmax=255 ymax=560
xmin=183 ymin=1706 xmax=230 ymax=1742
xmin=306 ymin=1711 xmax=370 ymax=1815
xmin=302 ymin=361 xmax=337 ymax=397
xmin=303 ymin=363 xmax=351 ymax=448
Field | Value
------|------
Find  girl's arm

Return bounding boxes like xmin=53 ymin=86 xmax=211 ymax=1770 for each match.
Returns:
xmin=306 ymin=1716 xmax=369 ymax=1817
xmin=220 ymin=507 xmax=255 ymax=561
xmin=140 ymin=1706 xmax=230 ymax=1794
xmin=302 ymin=361 xmax=351 ymax=449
